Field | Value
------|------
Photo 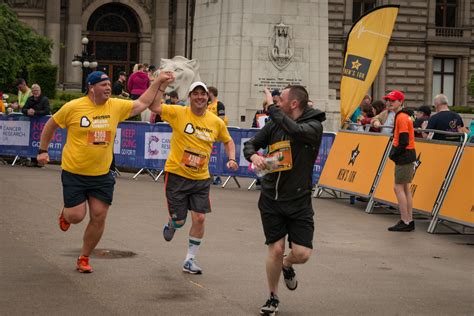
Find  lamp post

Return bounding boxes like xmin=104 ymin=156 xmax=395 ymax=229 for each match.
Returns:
xmin=71 ymin=37 xmax=98 ymax=93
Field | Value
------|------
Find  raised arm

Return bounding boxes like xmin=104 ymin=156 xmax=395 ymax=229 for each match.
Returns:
xmin=129 ymin=71 xmax=174 ymax=117
xmin=36 ymin=117 xmax=60 ymax=165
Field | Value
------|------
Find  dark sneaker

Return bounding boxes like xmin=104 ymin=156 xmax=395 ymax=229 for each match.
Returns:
xmin=163 ymin=220 xmax=176 ymax=242
xmin=282 ymin=266 xmax=298 ymax=290
xmin=183 ymin=258 xmax=202 ymax=274
xmin=213 ymin=176 xmax=222 ymax=185
xmin=388 ymin=220 xmax=415 ymax=232
xmin=260 ymin=292 xmax=279 ymax=315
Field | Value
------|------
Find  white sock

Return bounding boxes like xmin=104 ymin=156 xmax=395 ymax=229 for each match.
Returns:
xmin=185 ymin=237 xmax=202 ymax=261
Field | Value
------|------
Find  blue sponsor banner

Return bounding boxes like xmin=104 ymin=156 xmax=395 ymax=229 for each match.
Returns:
xmin=313 ymin=133 xmax=336 ymax=185
xmin=0 ymin=116 xmax=335 ymax=183
xmin=0 ymin=114 xmax=66 ymax=160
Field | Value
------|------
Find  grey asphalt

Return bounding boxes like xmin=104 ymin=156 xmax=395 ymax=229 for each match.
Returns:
xmin=1 ymin=164 xmax=473 ymax=315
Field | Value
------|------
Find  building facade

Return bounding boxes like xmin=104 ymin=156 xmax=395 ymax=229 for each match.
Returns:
xmin=329 ymin=0 xmax=474 ymax=108
xmin=2 ymin=0 xmax=473 ymax=127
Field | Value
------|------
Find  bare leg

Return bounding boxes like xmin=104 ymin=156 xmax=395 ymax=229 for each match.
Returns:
xmin=189 ymin=211 xmax=205 ymax=239
xmin=403 ymin=183 xmax=413 ymax=222
xmin=266 ymin=238 xmax=285 ymax=295
xmin=63 ymin=202 xmax=87 ymax=224
xmin=283 ymin=243 xmax=312 ymax=268
xmin=80 ymin=197 xmax=109 ymax=257
xmin=394 ymin=183 xmax=409 ymax=223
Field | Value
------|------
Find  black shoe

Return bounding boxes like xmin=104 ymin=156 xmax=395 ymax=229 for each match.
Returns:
xmin=388 ymin=220 xmax=415 ymax=232
xmin=282 ymin=266 xmax=298 ymax=290
xmin=260 ymin=292 xmax=279 ymax=315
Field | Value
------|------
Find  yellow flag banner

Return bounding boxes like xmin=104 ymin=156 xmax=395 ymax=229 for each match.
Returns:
xmin=340 ymin=5 xmax=399 ymax=125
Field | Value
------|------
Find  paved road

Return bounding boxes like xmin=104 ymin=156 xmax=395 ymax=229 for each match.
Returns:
xmin=1 ymin=164 xmax=473 ymax=315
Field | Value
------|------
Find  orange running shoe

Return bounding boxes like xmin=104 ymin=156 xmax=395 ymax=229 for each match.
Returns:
xmin=76 ymin=255 xmax=93 ymax=273
xmin=58 ymin=208 xmax=70 ymax=232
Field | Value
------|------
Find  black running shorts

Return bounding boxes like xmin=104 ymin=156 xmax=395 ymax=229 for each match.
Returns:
xmin=61 ymin=170 xmax=115 ymax=208
xmin=258 ymin=193 xmax=315 ymax=249
xmin=165 ymin=172 xmax=212 ymax=221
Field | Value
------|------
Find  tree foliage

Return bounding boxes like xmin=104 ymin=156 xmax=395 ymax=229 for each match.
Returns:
xmin=469 ymin=74 xmax=474 ymax=98
xmin=0 ymin=4 xmax=52 ymax=93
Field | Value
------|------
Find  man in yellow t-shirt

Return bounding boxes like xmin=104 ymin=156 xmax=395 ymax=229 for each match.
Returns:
xmin=37 ymin=70 xmax=174 ymax=273
xmin=150 ymin=81 xmax=238 ymax=274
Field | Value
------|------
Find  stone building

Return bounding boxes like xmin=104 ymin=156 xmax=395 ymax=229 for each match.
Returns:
xmin=2 ymin=0 xmax=473 ymax=128
xmin=329 ymin=0 xmax=474 ymax=108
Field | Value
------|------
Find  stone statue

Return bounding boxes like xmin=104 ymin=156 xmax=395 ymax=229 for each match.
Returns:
xmin=155 ymin=56 xmax=201 ymax=102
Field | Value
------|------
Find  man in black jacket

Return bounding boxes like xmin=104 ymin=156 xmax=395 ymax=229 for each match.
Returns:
xmin=244 ymin=86 xmax=325 ymax=315
xmin=22 ymin=84 xmax=51 ymax=117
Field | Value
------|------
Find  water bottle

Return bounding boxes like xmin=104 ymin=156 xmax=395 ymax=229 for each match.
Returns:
xmin=249 ymin=154 xmax=283 ymax=177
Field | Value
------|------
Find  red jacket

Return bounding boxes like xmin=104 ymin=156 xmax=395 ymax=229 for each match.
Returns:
xmin=127 ymin=71 xmax=150 ymax=96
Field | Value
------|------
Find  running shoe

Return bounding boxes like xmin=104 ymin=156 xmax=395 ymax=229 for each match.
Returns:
xmin=183 ymin=258 xmax=202 ymax=274
xmin=58 ymin=208 xmax=70 ymax=232
xmin=282 ymin=265 xmax=298 ymax=290
xmin=260 ymin=292 xmax=279 ymax=315
xmin=388 ymin=220 xmax=415 ymax=232
xmin=76 ymin=255 xmax=93 ymax=273
xmin=163 ymin=220 xmax=176 ymax=242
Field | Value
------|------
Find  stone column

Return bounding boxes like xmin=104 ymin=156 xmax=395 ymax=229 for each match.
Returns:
xmin=424 ymin=55 xmax=433 ymax=105
xmin=460 ymin=56 xmax=468 ymax=106
xmin=65 ymin=0 xmax=83 ymax=85
xmin=375 ymin=56 xmax=387 ymax=99
xmin=140 ymin=35 xmax=152 ymax=65
xmin=152 ymin=0 xmax=169 ymax=65
xmin=46 ymin=0 xmax=61 ymax=67
xmin=192 ymin=0 xmax=330 ymax=128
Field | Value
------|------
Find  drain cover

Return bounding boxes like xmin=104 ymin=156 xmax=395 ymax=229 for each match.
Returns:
xmin=91 ymin=248 xmax=137 ymax=259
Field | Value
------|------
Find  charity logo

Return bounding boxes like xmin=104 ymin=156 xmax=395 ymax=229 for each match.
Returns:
xmin=147 ymin=135 xmax=160 ymax=156
xmin=80 ymin=116 xmax=91 ymax=127
xmin=184 ymin=123 xmax=195 ymax=134
xmin=343 ymin=54 xmax=371 ymax=81
xmin=348 ymin=143 xmax=360 ymax=166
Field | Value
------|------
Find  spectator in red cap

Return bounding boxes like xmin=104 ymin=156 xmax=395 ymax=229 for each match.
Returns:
xmin=371 ymin=90 xmax=405 ymax=134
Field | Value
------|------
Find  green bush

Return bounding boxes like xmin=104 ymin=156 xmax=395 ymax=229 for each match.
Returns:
xmin=56 ymin=91 xmax=84 ymax=101
xmin=28 ymin=63 xmax=58 ymax=99
xmin=450 ymin=106 xmax=474 ymax=114
xmin=0 ymin=4 xmax=52 ymax=93
xmin=49 ymin=98 xmax=66 ymax=114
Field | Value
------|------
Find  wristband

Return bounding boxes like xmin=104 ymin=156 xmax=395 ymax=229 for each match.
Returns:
xmin=228 ymin=158 xmax=237 ymax=163
xmin=38 ymin=149 xmax=48 ymax=154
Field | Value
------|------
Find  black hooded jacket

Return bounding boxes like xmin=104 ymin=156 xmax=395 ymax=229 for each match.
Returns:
xmin=243 ymin=104 xmax=325 ymax=201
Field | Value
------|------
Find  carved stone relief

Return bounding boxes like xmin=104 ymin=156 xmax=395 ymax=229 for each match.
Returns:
xmin=268 ymin=22 xmax=294 ymax=71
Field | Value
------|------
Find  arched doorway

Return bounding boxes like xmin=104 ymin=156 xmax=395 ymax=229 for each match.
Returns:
xmin=86 ymin=3 xmax=140 ymax=81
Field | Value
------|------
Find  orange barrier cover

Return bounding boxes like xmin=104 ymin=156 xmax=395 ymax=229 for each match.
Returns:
xmin=373 ymin=141 xmax=458 ymax=214
xmin=318 ymin=132 xmax=390 ymax=196
xmin=438 ymin=146 xmax=474 ymax=225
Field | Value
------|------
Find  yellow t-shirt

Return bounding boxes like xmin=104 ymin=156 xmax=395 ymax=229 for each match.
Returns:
xmin=53 ymin=96 xmax=133 ymax=176
xmin=207 ymin=99 xmax=228 ymax=125
xmin=161 ymin=104 xmax=232 ymax=180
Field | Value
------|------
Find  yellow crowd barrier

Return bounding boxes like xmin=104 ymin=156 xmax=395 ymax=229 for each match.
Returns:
xmin=434 ymin=144 xmax=474 ymax=227
xmin=370 ymin=140 xmax=459 ymax=215
xmin=317 ymin=131 xmax=391 ymax=197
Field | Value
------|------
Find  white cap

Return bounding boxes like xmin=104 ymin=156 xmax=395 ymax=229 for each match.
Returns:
xmin=188 ymin=81 xmax=208 ymax=94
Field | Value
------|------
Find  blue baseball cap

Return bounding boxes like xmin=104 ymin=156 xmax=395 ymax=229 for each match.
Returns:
xmin=271 ymin=89 xmax=280 ymax=97
xmin=85 ymin=71 xmax=110 ymax=94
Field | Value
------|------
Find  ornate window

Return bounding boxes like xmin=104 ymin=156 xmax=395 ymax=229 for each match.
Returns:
xmin=435 ymin=0 xmax=457 ymax=27
xmin=352 ymin=0 xmax=376 ymax=22
xmin=433 ymin=58 xmax=456 ymax=104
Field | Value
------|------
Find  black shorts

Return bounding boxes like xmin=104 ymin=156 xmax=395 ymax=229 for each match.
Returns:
xmin=258 ymin=193 xmax=314 ymax=249
xmin=61 ymin=170 xmax=115 ymax=208
xmin=165 ymin=172 xmax=212 ymax=221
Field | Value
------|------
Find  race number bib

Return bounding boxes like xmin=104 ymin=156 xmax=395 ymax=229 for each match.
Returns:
xmin=181 ymin=147 xmax=207 ymax=170
xmin=268 ymin=140 xmax=292 ymax=172
xmin=87 ymin=130 xmax=112 ymax=146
